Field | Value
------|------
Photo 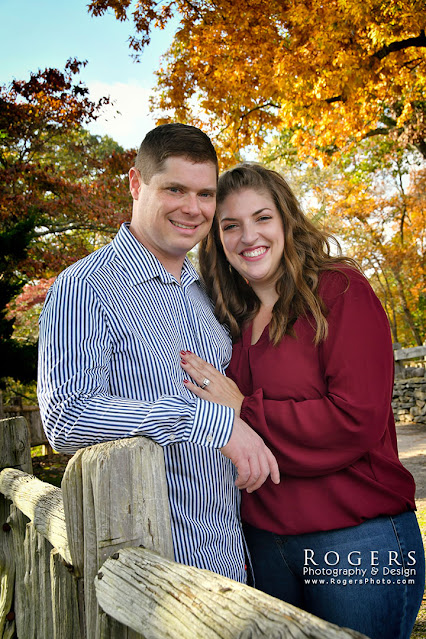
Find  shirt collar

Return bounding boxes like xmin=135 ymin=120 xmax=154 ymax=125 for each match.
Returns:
xmin=112 ymin=223 xmax=200 ymax=287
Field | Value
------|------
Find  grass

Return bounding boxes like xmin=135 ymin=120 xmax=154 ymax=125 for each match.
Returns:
xmin=412 ymin=504 xmax=426 ymax=639
xmin=31 ymin=446 xmax=72 ymax=488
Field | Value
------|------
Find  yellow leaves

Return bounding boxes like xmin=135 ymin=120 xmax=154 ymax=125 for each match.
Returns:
xmin=311 ymin=137 xmax=425 ymax=342
xmin=106 ymin=0 xmax=426 ymax=164
xmin=397 ymin=102 xmax=414 ymax=127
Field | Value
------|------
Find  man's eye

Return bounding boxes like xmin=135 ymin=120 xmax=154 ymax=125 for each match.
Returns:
xmin=200 ymin=192 xmax=215 ymax=198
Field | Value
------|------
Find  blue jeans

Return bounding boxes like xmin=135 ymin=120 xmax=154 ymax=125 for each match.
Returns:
xmin=244 ymin=512 xmax=425 ymax=639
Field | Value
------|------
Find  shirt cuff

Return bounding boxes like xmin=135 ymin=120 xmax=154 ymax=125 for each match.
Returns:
xmin=240 ymin=388 xmax=264 ymax=427
xmin=189 ymin=398 xmax=234 ymax=448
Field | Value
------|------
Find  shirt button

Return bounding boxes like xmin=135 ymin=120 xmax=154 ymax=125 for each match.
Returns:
xmin=206 ymin=434 xmax=213 ymax=443
xmin=169 ymin=434 xmax=176 ymax=441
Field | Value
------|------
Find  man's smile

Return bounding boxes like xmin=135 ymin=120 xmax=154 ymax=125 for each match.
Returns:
xmin=170 ymin=220 xmax=199 ymax=230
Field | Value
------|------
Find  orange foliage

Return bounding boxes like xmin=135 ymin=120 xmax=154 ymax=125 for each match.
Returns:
xmin=89 ymin=0 xmax=426 ymax=164
xmin=307 ymin=148 xmax=425 ymax=344
xmin=0 ymin=62 xmax=135 ymax=375
xmin=0 ymin=61 xmax=134 ymax=279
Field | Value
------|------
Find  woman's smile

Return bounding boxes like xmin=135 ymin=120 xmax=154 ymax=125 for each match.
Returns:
xmin=240 ymin=246 xmax=269 ymax=260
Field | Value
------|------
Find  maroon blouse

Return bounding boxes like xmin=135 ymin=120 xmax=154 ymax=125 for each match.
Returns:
xmin=227 ymin=267 xmax=416 ymax=535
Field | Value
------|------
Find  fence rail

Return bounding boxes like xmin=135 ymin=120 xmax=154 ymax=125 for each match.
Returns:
xmin=393 ymin=345 xmax=426 ymax=379
xmin=393 ymin=345 xmax=426 ymax=362
xmin=95 ymin=546 xmax=363 ymax=639
xmin=0 ymin=468 xmax=70 ymax=564
xmin=0 ymin=417 xmax=369 ymax=638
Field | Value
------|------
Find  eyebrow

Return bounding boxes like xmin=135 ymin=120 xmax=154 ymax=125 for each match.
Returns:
xmin=220 ymin=207 xmax=272 ymax=222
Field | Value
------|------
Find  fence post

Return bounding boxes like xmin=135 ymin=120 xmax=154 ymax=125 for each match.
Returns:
xmin=0 ymin=417 xmax=32 ymax=639
xmin=0 ymin=417 xmax=32 ymax=474
xmin=1 ymin=406 xmax=50 ymax=450
xmin=393 ymin=342 xmax=404 ymax=377
xmin=62 ymin=436 xmax=174 ymax=639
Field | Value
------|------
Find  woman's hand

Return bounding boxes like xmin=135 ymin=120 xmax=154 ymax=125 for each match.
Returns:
xmin=180 ymin=350 xmax=244 ymax=415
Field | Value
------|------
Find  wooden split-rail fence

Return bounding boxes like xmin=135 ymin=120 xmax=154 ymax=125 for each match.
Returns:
xmin=0 ymin=416 xmax=368 ymax=639
xmin=393 ymin=344 xmax=426 ymax=377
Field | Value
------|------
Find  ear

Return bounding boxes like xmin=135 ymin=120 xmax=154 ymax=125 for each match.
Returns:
xmin=129 ymin=167 xmax=142 ymax=200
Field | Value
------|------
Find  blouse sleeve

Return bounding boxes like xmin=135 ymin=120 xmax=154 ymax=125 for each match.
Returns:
xmin=240 ymin=272 xmax=395 ymax=477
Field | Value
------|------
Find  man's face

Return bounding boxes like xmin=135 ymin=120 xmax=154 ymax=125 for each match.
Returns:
xmin=129 ymin=156 xmax=217 ymax=274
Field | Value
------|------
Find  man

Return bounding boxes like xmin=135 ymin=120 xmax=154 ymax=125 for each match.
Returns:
xmin=38 ymin=123 xmax=279 ymax=582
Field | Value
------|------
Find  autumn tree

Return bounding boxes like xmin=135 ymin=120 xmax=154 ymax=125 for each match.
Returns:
xmin=326 ymin=163 xmax=425 ymax=346
xmin=262 ymin=134 xmax=425 ymax=345
xmin=88 ymin=0 xmax=426 ymax=162
xmin=0 ymin=60 xmax=134 ymax=386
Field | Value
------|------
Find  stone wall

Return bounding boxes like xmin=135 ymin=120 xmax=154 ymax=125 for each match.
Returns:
xmin=392 ymin=377 xmax=426 ymax=425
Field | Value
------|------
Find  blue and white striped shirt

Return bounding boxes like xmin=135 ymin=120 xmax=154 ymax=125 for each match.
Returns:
xmin=38 ymin=223 xmax=246 ymax=581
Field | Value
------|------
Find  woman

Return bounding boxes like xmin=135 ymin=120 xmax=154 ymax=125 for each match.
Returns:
xmin=180 ymin=163 xmax=425 ymax=639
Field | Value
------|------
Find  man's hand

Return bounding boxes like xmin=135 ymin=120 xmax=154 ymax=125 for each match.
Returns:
xmin=220 ymin=416 xmax=280 ymax=493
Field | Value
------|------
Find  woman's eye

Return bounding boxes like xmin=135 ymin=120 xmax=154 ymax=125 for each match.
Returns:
xmin=258 ymin=215 xmax=272 ymax=222
xmin=222 ymin=224 xmax=237 ymax=231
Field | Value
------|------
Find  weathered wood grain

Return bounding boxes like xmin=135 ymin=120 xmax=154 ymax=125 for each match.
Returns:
xmin=2 ymin=408 xmax=48 ymax=448
xmin=0 ymin=468 xmax=71 ymax=564
xmin=0 ymin=498 xmax=16 ymax=639
xmin=8 ymin=505 xmax=81 ymax=639
xmin=394 ymin=345 xmax=426 ymax=361
xmin=0 ymin=417 xmax=32 ymax=473
xmin=62 ymin=436 xmax=174 ymax=639
xmin=50 ymin=549 xmax=82 ymax=639
xmin=0 ymin=416 xmax=33 ymax=639
xmin=14 ymin=520 xmax=54 ymax=638
xmin=96 ymin=547 xmax=369 ymax=639
xmin=0 ymin=421 xmax=374 ymax=639
xmin=7 ymin=506 xmax=27 ymax=639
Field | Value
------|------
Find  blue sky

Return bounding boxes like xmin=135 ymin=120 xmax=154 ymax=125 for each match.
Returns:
xmin=0 ymin=0 xmax=177 ymax=149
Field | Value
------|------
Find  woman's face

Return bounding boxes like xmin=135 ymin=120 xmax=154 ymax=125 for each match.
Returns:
xmin=217 ymin=188 xmax=285 ymax=291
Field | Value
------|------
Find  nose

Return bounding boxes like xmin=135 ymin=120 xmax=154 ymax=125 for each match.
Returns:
xmin=181 ymin=193 xmax=201 ymax=216
xmin=240 ymin=221 xmax=259 ymax=245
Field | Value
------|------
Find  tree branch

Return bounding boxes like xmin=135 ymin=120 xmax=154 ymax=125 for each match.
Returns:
xmin=364 ymin=126 xmax=396 ymax=138
xmin=240 ymin=102 xmax=281 ymax=120
xmin=373 ymin=30 xmax=426 ymax=61
xmin=325 ymin=95 xmax=344 ymax=104
xmin=34 ymin=223 xmax=116 ymax=237
xmin=401 ymin=57 xmax=424 ymax=71
xmin=181 ymin=0 xmax=202 ymax=19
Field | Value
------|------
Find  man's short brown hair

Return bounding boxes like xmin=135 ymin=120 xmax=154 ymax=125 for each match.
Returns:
xmin=135 ymin=123 xmax=219 ymax=184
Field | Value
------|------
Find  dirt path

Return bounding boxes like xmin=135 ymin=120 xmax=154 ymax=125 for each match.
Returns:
xmin=396 ymin=423 xmax=426 ymax=512
xmin=397 ymin=425 xmax=426 ymax=638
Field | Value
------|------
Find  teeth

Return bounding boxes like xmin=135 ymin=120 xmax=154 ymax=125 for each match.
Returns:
xmin=242 ymin=247 xmax=268 ymax=257
xmin=171 ymin=221 xmax=196 ymax=229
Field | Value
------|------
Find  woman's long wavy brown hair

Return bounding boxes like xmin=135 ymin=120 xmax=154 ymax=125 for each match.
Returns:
xmin=199 ymin=163 xmax=360 ymax=345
